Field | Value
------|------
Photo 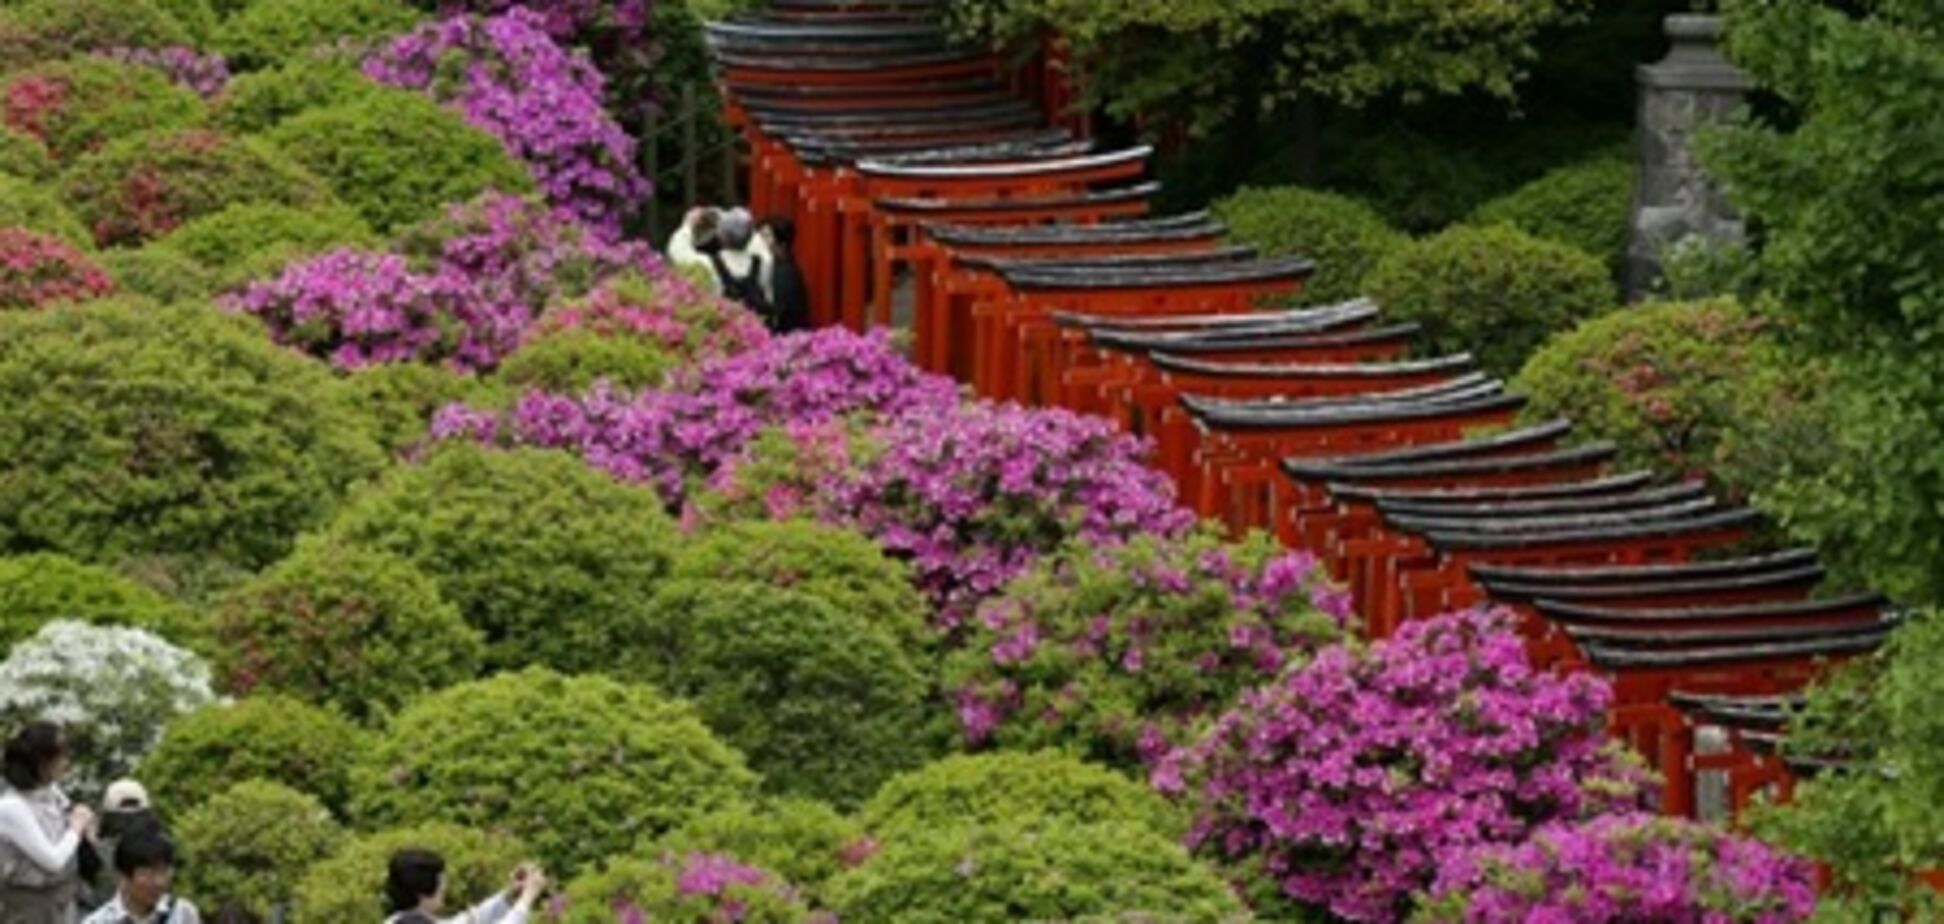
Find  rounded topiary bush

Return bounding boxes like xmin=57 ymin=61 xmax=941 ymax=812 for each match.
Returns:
xmin=0 ymin=228 xmax=113 ymax=311
xmin=0 ymin=125 xmax=54 ymax=180
xmin=139 ymin=695 xmax=368 ymax=817
xmin=96 ymin=247 xmax=217 ymax=303
xmin=1212 ymin=185 xmax=1408 ymax=306
xmin=213 ymin=0 xmax=424 ymax=71
xmin=214 ymin=538 xmax=484 ymax=723
xmin=261 ymin=89 xmax=532 ymax=232
xmin=1366 ymin=223 xmax=1617 ymax=377
xmin=0 ymin=0 xmax=193 ymax=71
xmin=1468 ymin=153 xmax=1636 ymax=271
xmin=151 ymin=201 xmax=377 ymax=291
xmin=860 ymin=752 xmax=1183 ymax=843
xmin=0 ymin=301 xmax=385 ymax=571
xmin=0 ymin=174 xmax=94 ymax=249
xmin=290 ymin=823 xmax=527 ymax=924
xmin=351 ymin=668 xmax=760 ymax=876
xmin=175 ymin=780 xmax=345 ymax=919
xmin=336 ymin=362 xmax=502 ymax=456
xmin=827 ymin=819 xmax=1246 ymax=923
xmin=494 ymin=327 xmax=680 ymax=393
xmin=0 ymin=553 xmax=203 ymax=655
xmin=650 ymin=798 xmax=867 ymax=906
xmin=214 ymin=56 xmax=383 ymax=134
xmin=59 ymin=128 xmax=331 ymax=247
xmin=558 ymin=854 xmax=816 ymax=924
xmin=320 ymin=444 xmax=679 ymax=673
xmin=0 ymin=58 xmax=206 ymax=164
xmin=636 ymin=580 xmax=933 ymax=806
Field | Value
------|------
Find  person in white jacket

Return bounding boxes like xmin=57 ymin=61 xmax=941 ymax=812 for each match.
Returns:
xmin=382 ymin=849 xmax=546 ymax=924
xmin=667 ymin=207 xmax=774 ymax=307
xmin=0 ymin=722 xmax=96 ymax=924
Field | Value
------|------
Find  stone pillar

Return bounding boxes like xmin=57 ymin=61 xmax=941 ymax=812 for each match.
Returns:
xmin=1626 ymin=14 xmax=1753 ymax=301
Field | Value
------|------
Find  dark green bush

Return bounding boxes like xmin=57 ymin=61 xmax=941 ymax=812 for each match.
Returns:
xmin=650 ymin=798 xmax=866 ymax=906
xmin=215 ymin=56 xmax=383 ymax=134
xmin=636 ymin=580 xmax=932 ymax=806
xmin=1212 ymin=185 xmax=1407 ymax=306
xmin=139 ymin=695 xmax=369 ymax=817
xmin=860 ymin=752 xmax=1184 ymax=842
xmin=291 ymin=824 xmax=528 ymax=924
xmin=0 ymin=0 xmax=192 ymax=71
xmin=262 ymin=90 xmax=532 ymax=232
xmin=175 ymin=780 xmax=344 ymax=918
xmin=0 ymin=302 xmax=385 ymax=572
xmin=335 ymin=362 xmax=502 ymax=456
xmin=151 ymin=201 xmax=377 ymax=291
xmin=494 ymin=327 xmax=681 ymax=394
xmin=213 ymin=0 xmax=424 ymax=71
xmin=1320 ymin=126 xmax=1508 ymax=234
xmin=0 ymin=553 xmax=204 ymax=655
xmin=0 ymin=58 xmax=206 ymax=164
xmin=320 ymin=444 xmax=679 ymax=673
xmin=351 ymin=668 xmax=760 ymax=876
xmin=1468 ymin=153 xmax=1636 ymax=270
xmin=60 ymin=128 xmax=332 ymax=247
xmin=0 ymin=174 xmax=94 ymax=250
xmin=0 ymin=126 xmax=53 ymax=181
xmin=1365 ymin=223 xmax=1617 ymax=376
xmin=96 ymin=248 xmax=218 ymax=303
xmin=214 ymin=538 xmax=485 ymax=723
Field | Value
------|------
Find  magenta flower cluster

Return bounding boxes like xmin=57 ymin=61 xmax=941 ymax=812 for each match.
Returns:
xmin=1155 ymin=608 xmax=1650 ymax=923
xmin=94 ymin=46 xmax=229 ymax=97
xmin=1421 ymin=813 xmax=1817 ymax=923
xmin=600 ymin=852 xmax=833 ymax=924
xmin=402 ymin=192 xmax=658 ymax=315
xmin=365 ymin=8 xmax=649 ymax=237
xmin=535 ymin=271 xmax=770 ymax=362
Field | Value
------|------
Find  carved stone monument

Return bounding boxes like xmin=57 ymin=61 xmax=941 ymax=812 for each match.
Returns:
xmin=1626 ymin=14 xmax=1753 ymax=300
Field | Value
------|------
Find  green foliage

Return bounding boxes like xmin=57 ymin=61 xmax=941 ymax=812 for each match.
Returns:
xmin=861 ymin=752 xmax=1184 ymax=843
xmin=0 ymin=553 xmax=204 ymax=656
xmin=1701 ymin=0 xmax=1944 ymax=606
xmin=351 ymin=668 xmax=760 ymax=877
xmin=59 ymin=128 xmax=331 ymax=248
xmin=1467 ymin=152 xmax=1635 ymax=270
xmin=557 ymin=855 xmax=815 ymax=924
xmin=214 ymin=538 xmax=484 ymax=723
xmin=1366 ymin=223 xmax=1616 ymax=376
xmin=636 ymin=580 xmax=932 ymax=807
xmin=262 ymin=90 xmax=533 ymax=233
xmin=320 ymin=444 xmax=679 ymax=673
xmin=1211 ymin=186 xmax=1406 ymax=306
xmin=213 ymin=0 xmax=424 ymax=71
xmin=0 ymin=174 xmax=93 ymax=251
xmin=0 ymin=301 xmax=385 ymax=572
xmin=494 ymin=327 xmax=680 ymax=394
xmin=215 ymin=56 xmax=383 ymax=134
xmin=96 ymin=248 xmax=218 ymax=303
xmin=174 ymin=780 xmax=344 ymax=918
xmin=0 ymin=126 xmax=53 ymax=181
xmin=826 ymin=818 xmax=1246 ymax=923
xmin=0 ymin=0 xmax=193 ymax=71
xmin=150 ymin=201 xmax=378 ymax=292
xmin=150 ymin=0 xmax=219 ymax=44
xmin=139 ymin=695 xmax=369 ymax=817
xmin=336 ymin=362 xmax=501 ymax=456
xmin=650 ymin=798 xmax=866 ymax=906
xmin=290 ymin=823 xmax=528 ymax=924
xmin=0 ymin=58 xmax=207 ymax=164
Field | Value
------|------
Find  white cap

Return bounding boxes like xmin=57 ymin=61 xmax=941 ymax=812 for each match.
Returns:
xmin=104 ymin=779 xmax=149 ymax=811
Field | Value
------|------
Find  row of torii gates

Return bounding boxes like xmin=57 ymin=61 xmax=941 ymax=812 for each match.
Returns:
xmin=702 ymin=0 xmax=1893 ymax=826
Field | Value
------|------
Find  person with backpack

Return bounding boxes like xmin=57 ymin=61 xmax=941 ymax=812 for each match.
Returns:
xmin=705 ymin=208 xmax=775 ymax=318
xmin=79 ymin=831 xmax=200 ymax=924
xmin=382 ymin=849 xmax=545 ymax=924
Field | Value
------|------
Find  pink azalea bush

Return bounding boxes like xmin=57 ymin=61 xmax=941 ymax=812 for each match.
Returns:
xmin=1 ymin=227 xmax=113 ymax=310
xmin=411 ymin=0 xmax=659 ymax=122
xmin=944 ymin=530 xmax=1350 ymax=768
xmin=524 ymin=269 xmax=769 ymax=360
xmin=1416 ymin=813 xmax=1817 ymax=923
xmin=94 ymin=47 xmax=228 ymax=97
xmin=365 ymin=9 xmax=648 ymax=237
xmin=396 ymin=192 xmax=658 ymax=316
xmin=554 ymin=851 xmax=831 ymax=924
xmin=1156 ymin=608 xmax=1650 ymax=923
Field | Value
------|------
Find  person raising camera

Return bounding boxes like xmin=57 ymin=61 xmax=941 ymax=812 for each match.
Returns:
xmin=382 ymin=849 xmax=546 ymax=924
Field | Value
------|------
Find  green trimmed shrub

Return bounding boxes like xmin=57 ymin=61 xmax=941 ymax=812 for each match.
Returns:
xmin=150 ymin=0 xmax=219 ymax=44
xmin=0 ymin=58 xmax=206 ymax=164
xmin=1468 ymin=153 xmax=1636 ymax=270
xmin=826 ymin=819 xmax=1247 ymax=923
xmin=0 ymin=0 xmax=192 ymax=71
xmin=860 ymin=752 xmax=1184 ymax=842
xmin=0 ymin=173 xmax=93 ymax=249
xmin=1320 ymin=125 xmax=1506 ymax=234
xmin=635 ymin=580 xmax=932 ymax=806
xmin=213 ymin=0 xmax=424 ymax=71
xmin=60 ymin=128 xmax=331 ymax=247
xmin=0 ymin=553 xmax=204 ymax=655
xmin=557 ymin=854 xmax=816 ymax=924
xmin=650 ymin=798 xmax=866 ymax=906
xmin=672 ymin=520 xmax=932 ymax=659
xmin=494 ymin=327 xmax=681 ymax=394
xmin=138 ymin=695 xmax=368 ymax=817
xmin=351 ymin=668 xmax=760 ymax=876
xmin=0 ymin=125 xmax=53 ymax=181
xmin=290 ymin=824 xmax=528 ymax=924
xmin=214 ymin=539 xmax=484 ymax=723
xmin=215 ymin=56 xmax=382 ymax=134
xmin=320 ymin=444 xmax=679 ymax=673
xmin=151 ymin=201 xmax=377 ymax=292
xmin=1365 ymin=224 xmax=1617 ymax=377
xmin=262 ymin=90 xmax=533 ymax=232
xmin=96 ymin=248 xmax=217 ymax=303
xmin=1212 ymin=186 xmax=1407 ymax=306
xmin=175 ymin=780 xmax=344 ymax=918
xmin=0 ymin=301 xmax=385 ymax=571
xmin=336 ymin=363 xmax=502 ymax=456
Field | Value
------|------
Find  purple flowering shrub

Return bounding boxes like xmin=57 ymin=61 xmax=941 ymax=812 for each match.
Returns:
xmin=943 ymin=529 xmax=1350 ymax=769
xmin=365 ymin=9 xmax=648 ymax=237
xmin=1416 ymin=813 xmax=1818 ymax=923
xmin=534 ymin=268 xmax=769 ymax=359
xmin=1156 ymin=608 xmax=1651 ymax=923
xmin=395 ymin=192 xmax=657 ymax=315
xmin=94 ymin=46 xmax=228 ymax=97
xmin=553 ymin=851 xmax=828 ymax=924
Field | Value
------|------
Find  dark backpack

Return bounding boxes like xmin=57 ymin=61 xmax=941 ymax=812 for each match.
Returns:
xmin=708 ymin=252 xmax=770 ymax=315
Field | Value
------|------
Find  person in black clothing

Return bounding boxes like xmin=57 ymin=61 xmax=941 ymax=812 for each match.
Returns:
xmin=760 ymin=218 xmax=810 ymax=333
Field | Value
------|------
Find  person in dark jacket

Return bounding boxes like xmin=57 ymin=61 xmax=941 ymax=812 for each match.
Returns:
xmin=760 ymin=217 xmax=810 ymax=333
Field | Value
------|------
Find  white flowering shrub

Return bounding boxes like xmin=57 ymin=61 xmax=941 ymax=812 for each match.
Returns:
xmin=0 ymin=620 xmax=217 ymax=799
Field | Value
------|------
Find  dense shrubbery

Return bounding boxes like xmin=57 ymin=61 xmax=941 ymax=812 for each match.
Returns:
xmin=0 ymin=125 xmax=54 ymax=180
xmin=557 ymin=853 xmax=817 ymax=924
xmin=291 ymin=824 xmax=528 ymax=924
xmin=0 ymin=0 xmax=193 ymax=71
xmin=0 ymin=553 xmax=202 ymax=654
xmin=95 ymin=247 xmax=216 ymax=303
xmin=337 ymin=362 xmax=499 ymax=455
xmin=0 ymin=58 xmax=206 ymax=163
xmin=1365 ymin=223 xmax=1616 ymax=376
xmin=174 ymin=780 xmax=345 ymax=919
xmin=59 ymin=128 xmax=330 ymax=247
xmin=351 ymin=668 xmax=759 ymax=876
xmin=650 ymin=798 xmax=867 ymax=907
xmin=318 ymin=444 xmax=679 ymax=673
xmin=214 ymin=55 xmax=381 ymax=133
xmin=499 ymin=270 xmax=770 ymax=393
xmin=139 ymin=695 xmax=368 ymax=817
xmin=1212 ymin=185 xmax=1407 ymax=306
xmin=392 ymin=193 xmax=658 ymax=318
xmin=95 ymin=45 xmax=230 ymax=98
xmin=1467 ymin=152 xmax=1635 ymax=270
xmin=214 ymin=538 xmax=484 ymax=722
xmin=0 ymin=302 xmax=384 ymax=571
xmin=212 ymin=0 xmax=424 ymax=71
xmin=860 ymin=752 xmax=1183 ymax=842
xmin=0 ymin=175 xmax=92 ymax=249
xmin=151 ymin=201 xmax=378 ymax=291
xmin=0 ymin=227 xmax=112 ymax=311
